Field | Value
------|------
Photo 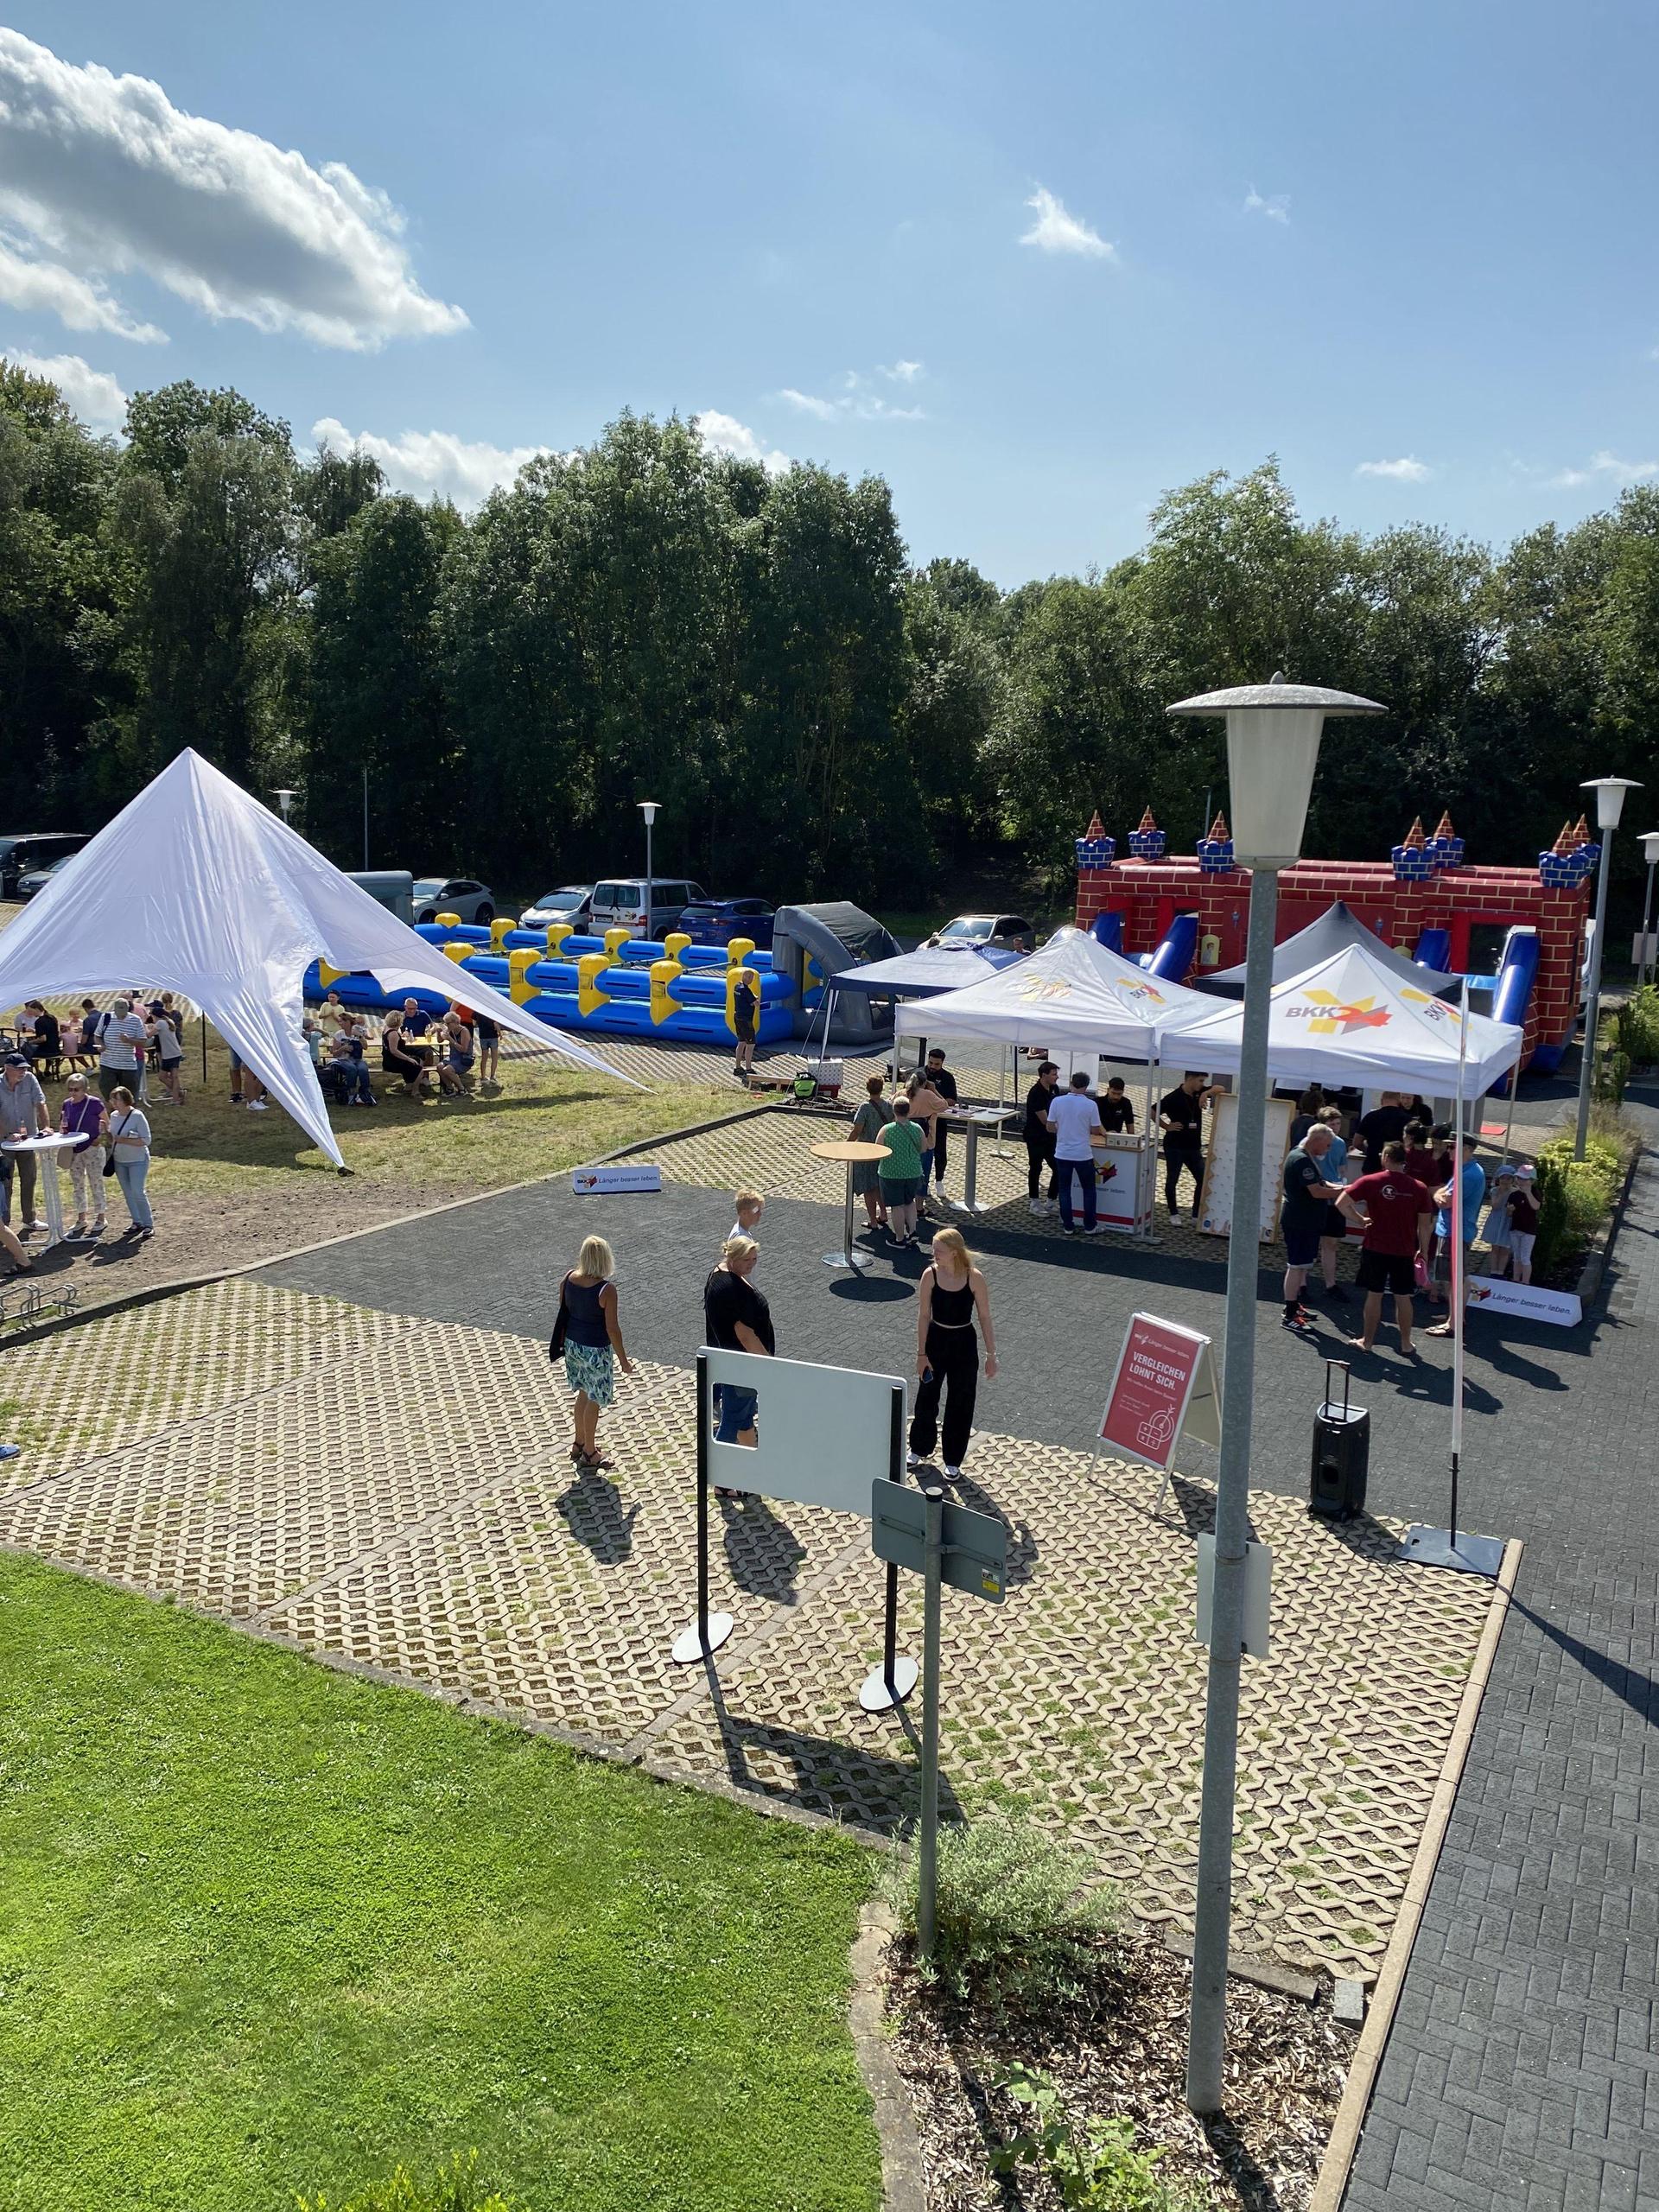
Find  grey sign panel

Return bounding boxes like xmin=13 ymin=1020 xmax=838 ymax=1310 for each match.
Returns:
xmin=870 ymin=1479 xmax=1008 ymax=1604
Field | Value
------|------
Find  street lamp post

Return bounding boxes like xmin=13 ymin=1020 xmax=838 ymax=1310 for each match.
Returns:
xmin=639 ymin=800 xmax=659 ymax=932
xmin=1573 ymin=777 xmax=1643 ymax=1159
xmin=1165 ymin=672 xmax=1385 ymax=2117
xmin=1637 ymin=830 xmax=1659 ymax=991
xmin=270 ymin=787 xmax=299 ymax=823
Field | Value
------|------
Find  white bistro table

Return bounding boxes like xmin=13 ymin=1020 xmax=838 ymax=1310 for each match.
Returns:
xmin=2 ymin=1132 xmax=82 ymax=1252
xmin=947 ymin=1107 xmax=1018 ymax=1214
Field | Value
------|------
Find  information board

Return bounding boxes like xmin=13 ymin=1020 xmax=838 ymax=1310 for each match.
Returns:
xmin=1098 ymin=1313 xmax=1221 ymax=1471
xmin=1199 ymin=1091 xmax=1294 ymax=1243
xmin=572 ymin=1162 xmax=662 ymax=1194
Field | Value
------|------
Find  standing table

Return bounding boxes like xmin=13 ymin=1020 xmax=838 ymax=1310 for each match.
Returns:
xmin=810 ymin=1140 xmax=891 ymax=1269
xmin=947 ymin=1107 xmax=1016 ymax=1214
xmin=3 ymin=1132 xmax=81 ymax=1252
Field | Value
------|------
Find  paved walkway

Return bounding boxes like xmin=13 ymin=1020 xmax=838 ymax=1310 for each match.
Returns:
xmin=1344 ymin=1090 xmax=1659 ymax=2212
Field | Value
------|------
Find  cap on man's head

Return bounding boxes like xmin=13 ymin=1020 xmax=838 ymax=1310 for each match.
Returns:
xmin=3 ymin=1051 xmax=27 ymax=1067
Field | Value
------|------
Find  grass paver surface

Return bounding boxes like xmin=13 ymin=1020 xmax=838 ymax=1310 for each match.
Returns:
xmin=0 ymin=1552 xmax=880 ymax=2212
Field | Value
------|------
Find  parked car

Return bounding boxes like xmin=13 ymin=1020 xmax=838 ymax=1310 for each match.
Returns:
xmin=927 ymin=912 xmax=1039 ymax=953
xmin=16 ymin=853 xmax=79 ymax=899
xmin=520 ymin=884 xmax=594 ymax=930
xmin=411 ymin=875 xmax=495 ymax=925
xmin=589 ymin=877 xmax=708 ymax=938
xmin=678 ymin=897 xmax=776 ymax=949
xmin=0 ymin=831 xmax=89 ymax=899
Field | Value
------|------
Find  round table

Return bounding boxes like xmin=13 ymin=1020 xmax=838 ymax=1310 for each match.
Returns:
xmin=810 ymin=1140 xmax=891 ymax=1269
xmin=2 ymin=1132 xmax=82 ymax=1252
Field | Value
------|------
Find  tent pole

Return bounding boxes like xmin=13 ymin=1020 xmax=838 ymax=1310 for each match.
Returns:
xmin=1502 ymin=1079 xmax=1517 ymax=1166
xmin=200 ymin=1009 xmax=207 ymax=1086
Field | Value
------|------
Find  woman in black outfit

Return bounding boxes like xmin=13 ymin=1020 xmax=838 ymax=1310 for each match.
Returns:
xmin=1022 ymin=1059 xmax=1061 ymax=1214
xmin=379 ymin=1009 xmax=430 ymax=1095
xmin=907 ymin=1227 xmax=998 ymax=1479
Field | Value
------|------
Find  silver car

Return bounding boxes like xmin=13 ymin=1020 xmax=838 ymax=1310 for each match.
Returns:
xmin=520 ymin=884 xmax=594 ymax=930
xmin=412 ymin=875 xmax=495 ymax=925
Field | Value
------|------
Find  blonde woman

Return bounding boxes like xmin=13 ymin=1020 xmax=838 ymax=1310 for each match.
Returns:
xmin=907 ymin=1226 xmax=996 ymax=1481
xmin=551 ymin=1236 xmax=632 ymax=1471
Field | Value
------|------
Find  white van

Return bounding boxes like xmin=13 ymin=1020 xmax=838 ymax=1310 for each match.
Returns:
xmin=589 ymin=877 xmax=708 ymax=938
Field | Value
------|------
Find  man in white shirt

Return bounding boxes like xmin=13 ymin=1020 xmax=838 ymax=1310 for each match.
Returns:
xmin=97 ymin=996 xmax=148 ymax=1103
xmin=1045 ymin=1072 xmax=1107 ymax=1234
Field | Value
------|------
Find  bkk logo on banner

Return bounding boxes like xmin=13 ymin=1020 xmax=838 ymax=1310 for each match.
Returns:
xmin=571 ymin=1162 xmax=663 ymax=1195
xmin=1099 ymin=1313 xmax=1221 ymax=1471
xmin=1466 ymin=1276 xmax=1581 ymax=1327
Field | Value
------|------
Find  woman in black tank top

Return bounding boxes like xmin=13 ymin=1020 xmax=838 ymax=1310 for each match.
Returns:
xmin=907 ymin=1227 xmax=998 ymax=1479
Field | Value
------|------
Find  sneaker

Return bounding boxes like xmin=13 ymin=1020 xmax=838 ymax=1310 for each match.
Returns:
xmin=247 ymin=1099 xmax=268 ymax=1112
xmin=906 ymin=1450 xmax=925 ymax=1471
xmin=943 ymin=1465 xmax=961 ymax=1483
xmin=230 ymin=1095 xmax=244 ymax=1105
xmin=91 ymin=1217 xmax=106 ymax=1235
xmin=1028 ymin=1198 xmax=1046 ymax=1216
xmin=1085 ymin=1223 xmax=1106 ymax=1235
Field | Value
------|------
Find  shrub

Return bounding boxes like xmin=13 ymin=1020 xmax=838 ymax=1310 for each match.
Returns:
xmin=1618 ymin=985 xmax=1659 ymax=1067
xmin=882 ymin=1814 xmax=1120 ymax=2006
xmin=1533 ymin=1116 xmax=1636 ymax=1274
xmin=297 ymin=2152 xmax=518 ymax=2212
xmin=990 ymin=2066 xmax=1210 ymax=2210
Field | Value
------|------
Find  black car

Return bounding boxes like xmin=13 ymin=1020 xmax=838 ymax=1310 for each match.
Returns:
xmin=0 ymin=832 xmax=89 ymax=899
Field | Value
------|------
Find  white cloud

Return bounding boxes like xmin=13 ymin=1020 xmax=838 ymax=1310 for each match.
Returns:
xmin=1357 ymin=455 xmax=1433 ymax=482
xmin=0 ymin=30 xmax=467 ymax=351
xmin=1243 ymin=186 xmax=1291 ymax=226
xmin=1550 ymin=449 xmax=1659 ymax=489
xmin=1019 ymin=186 xmax=1115 ymax=260
xmin=0 ymin=237 xmax=165 ymax=341
xmin=693 ymin=410 xmax=790 ymax=475
xmin=3 ymin=346 xmax=128 ymax=429
xmin=777 ymin=365 xmax=925 ymax=423
xmin=311 ymin=417 xmax=546 ymax=507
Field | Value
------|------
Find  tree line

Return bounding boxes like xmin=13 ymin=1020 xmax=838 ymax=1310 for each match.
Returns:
xmin=4 ymin=359 xmax=1656 ymax=923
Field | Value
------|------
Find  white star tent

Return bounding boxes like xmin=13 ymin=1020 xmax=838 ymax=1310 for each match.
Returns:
xmin=915 ymin=926 xmax=1220 ymax=1059
xmin=1169 ymin=942 xmax=1523 ymax=1094
xmin=0 ymin=749 xmax=630 ymax=1166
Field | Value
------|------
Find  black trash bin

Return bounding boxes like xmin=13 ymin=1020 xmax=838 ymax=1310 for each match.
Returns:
xmin=1309 ymin=1359 xmax=1370 ymax=1521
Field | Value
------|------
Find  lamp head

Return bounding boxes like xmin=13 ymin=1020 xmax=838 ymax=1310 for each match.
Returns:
xmin=1581 ymin=776 xmax=1642 ymax=831
xmin=1641 ymin=830 xmax=1659 ymax=867
xmin=639 ymin=799 xmax=660 ymax=827
xmin=270 ymin=787 xmax=299 ymax=819
xmin=1164 ymin=672 xmax=1386 ymax=866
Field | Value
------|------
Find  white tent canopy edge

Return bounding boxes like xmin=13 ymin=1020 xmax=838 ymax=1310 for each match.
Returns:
xmin=0 ymin=749 xmax=635 ymax=1167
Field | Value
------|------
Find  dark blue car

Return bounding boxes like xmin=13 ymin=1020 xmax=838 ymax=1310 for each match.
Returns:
xmin=678 ymin=897 xmax=775 ymax=949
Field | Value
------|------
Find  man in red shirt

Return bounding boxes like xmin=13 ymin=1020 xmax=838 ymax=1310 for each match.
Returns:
xmin=1338 ymin=1140 xmax=1438 ymax=1356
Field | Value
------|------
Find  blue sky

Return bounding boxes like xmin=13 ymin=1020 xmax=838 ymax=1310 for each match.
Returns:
xmin=3 ymin=1 xmax=1656 ymax=582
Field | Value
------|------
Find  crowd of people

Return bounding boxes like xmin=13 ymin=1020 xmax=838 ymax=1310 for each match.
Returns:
xmin=1278 ymin=1086 xmax=1536 ymax=1359
xmin=549 ymin=1176 xmax=1001 ymax=1491
xmin=308 ymin=991 xmax=502 ymax=1106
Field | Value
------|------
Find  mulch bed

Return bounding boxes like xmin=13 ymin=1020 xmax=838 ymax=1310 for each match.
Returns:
xmin=885 ymin=1924 xmax=1355 ymax=2210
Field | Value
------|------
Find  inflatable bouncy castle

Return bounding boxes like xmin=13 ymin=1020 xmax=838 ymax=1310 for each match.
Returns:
xmin=1072 ymin=806 xmax=1594 ymax=1081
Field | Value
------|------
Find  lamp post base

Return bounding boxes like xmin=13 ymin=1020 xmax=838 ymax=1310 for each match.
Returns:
xmin=671 ymin=1611 xmax=734 ymax=1663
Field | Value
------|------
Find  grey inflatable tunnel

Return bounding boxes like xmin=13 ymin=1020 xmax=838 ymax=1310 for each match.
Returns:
xmin=772 ymin=902 xmax=901 ymax=1042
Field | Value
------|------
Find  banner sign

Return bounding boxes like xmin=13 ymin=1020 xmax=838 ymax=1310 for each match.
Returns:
xmin=1099 ymin=1313 xmax=1221 ymax=1470
xmin=571 ymin=1162 xmax=662 ymax=1195
xmin=1465 ymin=1276 xmax=1582 ymax=1328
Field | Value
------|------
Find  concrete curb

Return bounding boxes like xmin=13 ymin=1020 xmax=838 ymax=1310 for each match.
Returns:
xmin=848 ymin=1900 xmax=928 ymax=2212
xmin=1575 ymin=1141 xmax=1644 ymax=1304
xmin=1307 ymin=1534 xmax=1523 ymax=2212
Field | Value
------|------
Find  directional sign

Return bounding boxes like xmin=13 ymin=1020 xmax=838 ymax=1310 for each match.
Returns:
xmin=870 ymin=1478 xmax=1007 ymax=1603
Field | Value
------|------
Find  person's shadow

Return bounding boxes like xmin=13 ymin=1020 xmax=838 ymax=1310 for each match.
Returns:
xmin=720 ymin=1493 xmax=808 ymax=1603
xmin=555 ymin=1465 xmax=639 ymax=1566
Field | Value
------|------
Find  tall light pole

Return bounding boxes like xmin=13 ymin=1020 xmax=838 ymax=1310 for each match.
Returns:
xmin=270 ymin=787 xmax=299 ymax=823
xmin=1637 ymin=829 xmax=1659 ymax=990
xmin=1573 ymin=776 xmax=1642 ymax=1159
xmin=639 ymin=800 xmax=659 ymax=931
xmin=1165 ymin=672 xmax=1385 ymax=2116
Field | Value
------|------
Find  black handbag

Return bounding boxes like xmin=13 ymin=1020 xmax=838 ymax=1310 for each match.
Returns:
xmin=548 ymin=1274 xmax=570 ymax=1361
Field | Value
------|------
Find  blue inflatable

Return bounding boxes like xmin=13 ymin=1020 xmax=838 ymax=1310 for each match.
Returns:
xmin=308 ymin=918 xmax=793 ymax=1046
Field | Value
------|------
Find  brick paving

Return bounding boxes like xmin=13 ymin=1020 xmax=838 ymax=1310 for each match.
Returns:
xmin=1343 ymin=1085 xmax=1659 ymax=2212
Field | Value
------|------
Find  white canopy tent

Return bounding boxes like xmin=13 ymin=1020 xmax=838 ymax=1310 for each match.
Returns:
xmin=0 ymin=749 xmax=630 ymax=1167
xmin=914 ymin=927 xmax=1220 ymax=1059
xmin=1169 ymin=942 xmax=1523 ymax=1096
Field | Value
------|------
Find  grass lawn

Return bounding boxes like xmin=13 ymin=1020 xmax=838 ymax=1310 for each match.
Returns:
xmin=0 ymin=1554 xmax=881 ymax=2212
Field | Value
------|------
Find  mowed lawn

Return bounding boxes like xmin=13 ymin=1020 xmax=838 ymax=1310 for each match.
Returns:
xmin=0 ymin=1556 xmax=881 ymax=2212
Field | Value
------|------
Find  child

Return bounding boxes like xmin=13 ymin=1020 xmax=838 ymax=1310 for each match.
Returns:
xmin=730 ymin=1187 xmax=765 ymax=1245
xmin=1480 ymin=1162 xmax=1519 ymax=1278
xmin=1504 ymin=1166 xmax=1539 ymax=1285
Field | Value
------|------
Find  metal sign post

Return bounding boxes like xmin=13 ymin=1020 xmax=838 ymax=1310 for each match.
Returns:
xmin=870 ymin=1477 xmax=1008 ymax=1961
xmin=861 ymin=1388 xmax=918 ymax=1712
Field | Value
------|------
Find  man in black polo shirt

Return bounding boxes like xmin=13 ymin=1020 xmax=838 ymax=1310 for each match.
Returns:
xmin=1098 ymin=1077 xmax=1135 ymax=1134
xmin=924 ymin=1047 xmax=959 ymax=1195
xmin=1158 ymin=1071 xmax=1216 ymax=1222
xmin=1356 ymin=1090 xmax=1412 ymax=1173
xmin=1022 ymin=1060 xmax=1061 ymax=1214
